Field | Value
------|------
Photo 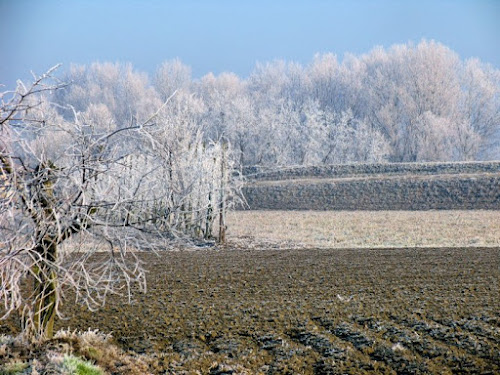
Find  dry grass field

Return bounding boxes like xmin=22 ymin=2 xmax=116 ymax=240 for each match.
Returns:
xmin=227 ymin=210 xmax=500 ymax=249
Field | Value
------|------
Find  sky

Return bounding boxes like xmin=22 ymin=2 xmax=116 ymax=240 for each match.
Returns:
xmin=1 ymin=0 xmax=499 ymax=89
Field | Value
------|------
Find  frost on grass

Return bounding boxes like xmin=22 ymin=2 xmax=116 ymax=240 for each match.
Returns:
xmin=61 ymin=355 xmax=103 ymax=375
xmin=0 ymin=329 xmax=149 ymax=375
xmin=227 ymin=210 xmax=500 ymax=249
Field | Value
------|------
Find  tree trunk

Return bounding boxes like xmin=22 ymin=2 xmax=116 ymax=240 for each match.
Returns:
xmin=205 ymin=191 xmax=213 ymax=240
xmin=30 ymin=162 xmax=59 ymax=339
xmin=218 ymin=142 xmax=227 ymax=244
xmin=31 ymin=238 xmax=58 ymax=339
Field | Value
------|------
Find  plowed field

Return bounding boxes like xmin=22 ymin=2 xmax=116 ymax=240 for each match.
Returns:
xmin=11 ymin=247 xmax=496 ymax=374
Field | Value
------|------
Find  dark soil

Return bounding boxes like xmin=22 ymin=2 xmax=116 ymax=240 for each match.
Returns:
xmin=2 ymin=247 xmax=499 ymax=374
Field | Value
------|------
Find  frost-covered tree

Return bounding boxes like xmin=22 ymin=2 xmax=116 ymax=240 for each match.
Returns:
xmin=195 ymin=71 xmax=245 ymax=141
xmin=0 ymin=68 xmax=237 ymax=340
xmin=154 ymin=59 xmax=192 ymax=101
xmin=303 ymin=104 xmax=389 ymax=164
xmin=17 ymin=39 xmax=498 ymax=182
xmin=457 ymin=59 xmax=500 ymax=159
xmin=0 ymin=69 xmax=162 ymax=339
xmin=247 ymin=60 xmax=309 ymax=111
xmin=357 ymin=40 xmax=500 ymax=162
xmin=54 ymin=62 xmax=161 ymax=128
xmin=360 ymin=41 xmax=460 ymax=161
xmin=307 ymin=53 xmax=342 ymax=112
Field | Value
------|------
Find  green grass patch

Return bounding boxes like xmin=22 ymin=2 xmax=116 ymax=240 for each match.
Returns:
xmin=62 ymin=355 xmax=103 ymax=375
xmin=0 ymin=362 xmax=29 ymax=375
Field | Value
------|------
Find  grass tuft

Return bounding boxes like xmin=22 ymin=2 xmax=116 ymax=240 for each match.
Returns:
xmin=0 ymin=362 xmax=29 ymax=375
xmin=62 ymin=355 xmax=103 ymax=375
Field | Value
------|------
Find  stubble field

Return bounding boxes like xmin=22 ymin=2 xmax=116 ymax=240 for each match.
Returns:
xmin=226 ymin=210 xmax=500 ymax=249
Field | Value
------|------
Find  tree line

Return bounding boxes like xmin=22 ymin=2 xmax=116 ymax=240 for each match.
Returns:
xmin=54 ymin=40 xmax=500 ymax=166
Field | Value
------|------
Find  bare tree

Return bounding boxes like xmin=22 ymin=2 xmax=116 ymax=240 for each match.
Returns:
xmin=140 ymin=90 xmax=240 ymax=240
xmin=0 ymin=68 xmax=177 ymax=340
xmin=54 ymin=62 xmax=161 ymax=129
xmin=154 ymin=59 xmax=192 ymax=102
xmin=457 ymin=59 xmax=500 ymax=159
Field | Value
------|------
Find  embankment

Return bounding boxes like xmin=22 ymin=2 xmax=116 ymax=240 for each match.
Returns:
xmin=241 ymin=162 xmax=500 ymax=210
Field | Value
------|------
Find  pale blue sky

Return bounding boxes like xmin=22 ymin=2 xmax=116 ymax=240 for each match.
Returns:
xmin=1 ymin=0 xmax=499 ymax=89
